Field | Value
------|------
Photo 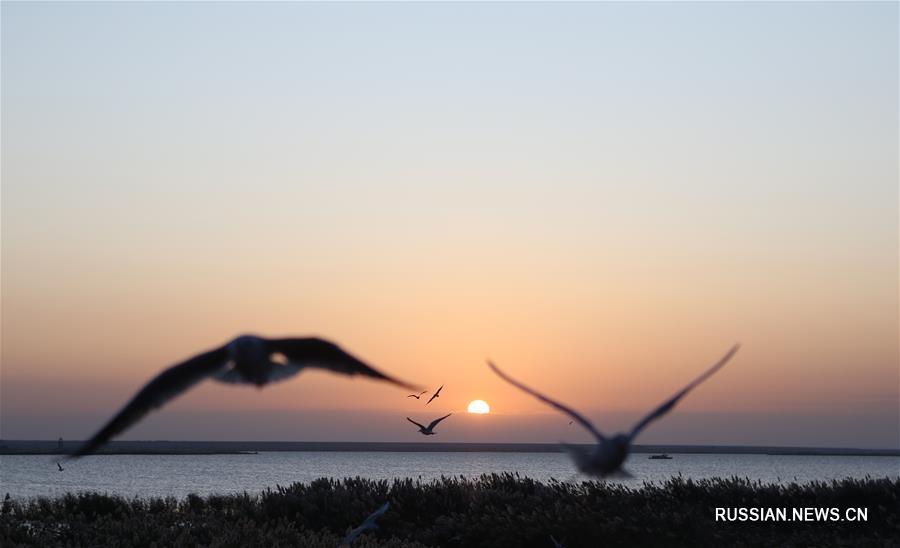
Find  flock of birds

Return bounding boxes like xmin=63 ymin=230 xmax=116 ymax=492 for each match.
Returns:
xmin=405 ymin=384 xmax=453 ymax=435
xmin=63 ymin=333 xmax=740 ymax=544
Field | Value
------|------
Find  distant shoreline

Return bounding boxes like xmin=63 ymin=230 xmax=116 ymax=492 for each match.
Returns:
xmin=2 ymin=440 xmax=898 ymax=457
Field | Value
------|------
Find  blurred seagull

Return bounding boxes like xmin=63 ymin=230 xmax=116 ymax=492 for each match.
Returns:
xmin=406 ymin=413 xmax=452 ymax=435
xmin=488 ymin=344 xmax=739 ymax=477
xmin=56 ymin=462 xmax=64 ymax=472
xmin=407 ymin=390 xmax=428 ymax=399
xmin=550 ymin=535 xmax=566 ymax=548
xmin=341 ymin=501 xmax=390 ymax=545
xmin=425 ymin=385 xmax=443 ymax=405
xmin=71 ymin=335 xmax=417 ymax=458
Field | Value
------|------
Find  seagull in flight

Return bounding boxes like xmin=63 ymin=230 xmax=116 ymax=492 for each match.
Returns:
xmin=407 ymin=390 xmax=428 ymax=399
xmin=425 ymin=385 xmax=443 ymax=405
xmin=488 ymin=344 xmax=739 ymax=477
xmin=341 ymin=501 xmax=390 ymax=545
xmin=406 ymin=413 xmax=452 ymax=435
xmin=56 ymin=462 xmax=64 ymax=472
xmin=70 ymin=335 xmax=417 ymax=458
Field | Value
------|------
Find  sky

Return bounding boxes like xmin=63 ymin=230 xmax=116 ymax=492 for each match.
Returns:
xmin=2 ymin=2 xmax=897 ymax=448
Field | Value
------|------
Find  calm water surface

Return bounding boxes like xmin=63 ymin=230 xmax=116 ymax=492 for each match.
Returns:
xmin=1 ymin=452 xmax=897 ymax=500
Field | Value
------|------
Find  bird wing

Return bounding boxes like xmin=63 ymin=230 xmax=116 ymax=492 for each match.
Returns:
xmin=406 ymin=394 xmax=419 ymax=398
xmin=427 ymin=413 xmax=452 ymax=430
xmin=628 ymin=344 xmax=740 ymax=442
xmin=425 ymin=386 xmax=442 ymax=405
xmin=266 ymin=338 xmax=417 ymax=389
xmin=406 ymin=417 xmax=427 ymax=430
xmin=341 ymin=525 xmax=366 ymax=545
xmin=363 ymin=501 xmax=390 ymax=526
xmin=342 ymin=502 xmax=388 ymax=545
xmin=70 ymin=345 xmax=230 ymax=458
xmin=488 ymin=360 xmax=607 ymax=442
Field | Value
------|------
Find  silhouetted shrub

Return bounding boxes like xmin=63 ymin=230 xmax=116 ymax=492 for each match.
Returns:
xmin=1 ymin=475 xmax=897 ymax=546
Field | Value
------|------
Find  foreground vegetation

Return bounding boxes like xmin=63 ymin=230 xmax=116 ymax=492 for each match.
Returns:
xmin=2 ymin=474 xmax=898 ymax=547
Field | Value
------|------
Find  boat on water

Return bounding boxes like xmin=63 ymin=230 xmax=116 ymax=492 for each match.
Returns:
xmin=648 ymin=453 xmax=672 ymax=460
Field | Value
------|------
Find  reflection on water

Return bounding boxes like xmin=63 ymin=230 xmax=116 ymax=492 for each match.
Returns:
xmin=1 ymin=452 xmax=898 ymax=500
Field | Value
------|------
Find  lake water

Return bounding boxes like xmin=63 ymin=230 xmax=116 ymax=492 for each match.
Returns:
xmin=1 ymin=452 xmax=898 ymax=500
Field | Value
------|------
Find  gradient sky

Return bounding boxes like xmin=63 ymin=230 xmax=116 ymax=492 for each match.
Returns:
xmin=2 ymin=2 xmax=897 ymax=448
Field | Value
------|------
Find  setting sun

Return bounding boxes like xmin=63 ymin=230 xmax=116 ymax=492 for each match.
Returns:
xmin=467 ymin=400 xmax=491 ymax=414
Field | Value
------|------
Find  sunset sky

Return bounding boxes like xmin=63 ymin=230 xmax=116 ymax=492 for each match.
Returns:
xmin=2 ymin=3 xmax=897 ymax=448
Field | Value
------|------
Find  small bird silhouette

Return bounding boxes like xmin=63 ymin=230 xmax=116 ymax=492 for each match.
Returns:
xmin=425 ymin=385 xmax=443 ymax=405
xmin=71 ymin=335 xmax=417 ymax=458
xmin=488 ymin=344 xmax=739 ymax=477
xmin=406 ymin=413 xmax=452 ymax=435
xmin=341 ymin=501 xmax=390 ymax=545
xmin=56 ymin=462 xmax=64 ymax=472
xmin=407 ymin=390 xmax=428 ymax=399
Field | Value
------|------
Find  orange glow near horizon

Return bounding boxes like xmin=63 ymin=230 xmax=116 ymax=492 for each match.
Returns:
xmin=1 ymin=2 xmax=897 ymax=449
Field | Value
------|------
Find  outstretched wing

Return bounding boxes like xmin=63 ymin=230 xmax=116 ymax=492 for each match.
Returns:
xmin=363 ymin=501 xmax=390 ymax=526
xmin=406 ymin=417 xmax=427 ymax=430
xmin=628 ymin=344 xmax=740 ymax=441
xmin=70 ymin=345 xmax=230 ymax=458
xmin=427 ymin=413 xmax=452 ymax=430
xmin=266 ymin=338 xmax=416 ymax=389
xmin=488 ymin=360 xmax=606 ymax=442
xmin=341 ymin=502 xmax=388 ymax=545
xmin=341 ymin=525 xmax=365 ymax=545
xmin=425 ymin=385 xmax=442 ymax=405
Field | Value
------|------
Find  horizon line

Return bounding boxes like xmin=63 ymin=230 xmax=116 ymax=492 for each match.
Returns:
xmin=3 ymin=439 xmax=898 ymax=456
